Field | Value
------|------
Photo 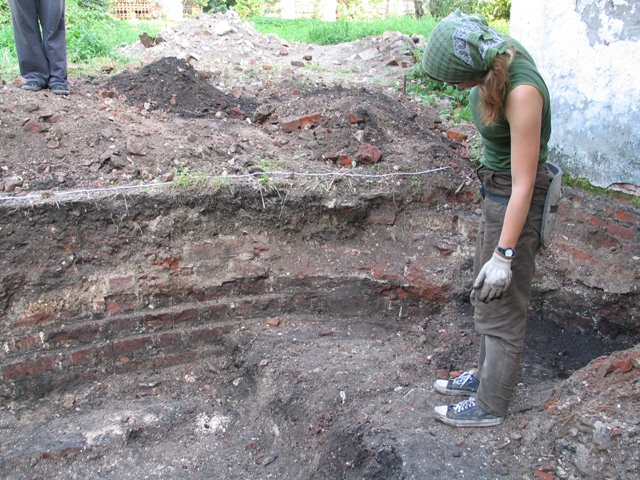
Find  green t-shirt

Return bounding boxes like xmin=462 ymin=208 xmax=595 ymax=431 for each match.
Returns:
xmin=469 ymin=37 xmax=551 ymax=171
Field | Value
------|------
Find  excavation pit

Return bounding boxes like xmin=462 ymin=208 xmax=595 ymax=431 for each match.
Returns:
xmin=1 ymin=183 xmax=638 ymax=479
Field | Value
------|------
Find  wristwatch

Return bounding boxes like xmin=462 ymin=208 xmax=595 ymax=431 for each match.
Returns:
xmin=496 ymin=246 xmax=515 ymax=258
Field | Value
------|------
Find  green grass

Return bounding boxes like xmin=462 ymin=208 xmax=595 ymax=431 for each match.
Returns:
xmin=562 ymin=175 xmax=640 ymax=207
xmin=249 ymin=15 xmax=508 ymax=46
xmin=249 ymin=15 xmax=440 ymax=45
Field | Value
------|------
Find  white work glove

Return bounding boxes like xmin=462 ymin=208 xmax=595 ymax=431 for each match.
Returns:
xmin=473 ymin=252 xmax=513 ymax=303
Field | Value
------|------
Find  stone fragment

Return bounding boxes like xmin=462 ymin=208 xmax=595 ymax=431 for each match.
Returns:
xmin=4 ymin=176 xmax=23 ymax=192
xmin=22 ymin=103 xmax=39 ymax=113
xmin=214 ymin=20 xmax=234 ymax=36
xmin=126 ymin=137 xmax=147 ymax=156
xmin=253 ymin=104 xmax=276 ymax=124
xmin=386 ymin=56 xmax=400 ymax=66
xmin=23 ymin=119 xmax=45 ymax=132
xmin=358 ymin=48 xmax=379 ymax=60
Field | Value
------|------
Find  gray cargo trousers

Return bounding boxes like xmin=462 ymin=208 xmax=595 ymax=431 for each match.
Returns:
xmin=472 ymin=165 xmax=554 ymax=417
xmin=8 ymin=0 xmax=68 ymax=87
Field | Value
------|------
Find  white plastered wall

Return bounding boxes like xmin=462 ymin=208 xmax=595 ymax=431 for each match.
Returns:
xmin=510 ymin=0 xmax=640 ymax=188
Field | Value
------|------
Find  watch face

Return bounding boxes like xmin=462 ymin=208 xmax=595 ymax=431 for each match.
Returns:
xmin=498 ymin=247 xmax=515 ymax=257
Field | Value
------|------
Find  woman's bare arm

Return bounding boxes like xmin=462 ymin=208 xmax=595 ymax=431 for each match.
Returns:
xmin=498 ymin=84 xmax=543 ymax=250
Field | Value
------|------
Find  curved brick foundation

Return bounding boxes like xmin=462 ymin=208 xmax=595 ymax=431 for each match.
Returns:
xmin=1 ymin=183 xmax=639 ymax=401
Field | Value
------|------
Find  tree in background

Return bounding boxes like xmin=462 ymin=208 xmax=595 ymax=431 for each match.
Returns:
xmin=428 ymin=0 xmax=511 ymax=20
xmin=194 ymin=0 xmax=278 ymax=17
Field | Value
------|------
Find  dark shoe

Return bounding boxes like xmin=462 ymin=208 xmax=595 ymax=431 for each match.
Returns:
xmin=21 ymin=81 xmax=43 ymax=92
xmin=434 ymin=371 xmax=479 ymax=396
xmin=434 ymin=396 xmax=504 ymax=427
xmin=50 ymin=83 xmax=70 ymax=95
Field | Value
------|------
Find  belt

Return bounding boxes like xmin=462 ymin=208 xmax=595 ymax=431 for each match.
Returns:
xmin=479 ymin=184 xmax=509 ymax=205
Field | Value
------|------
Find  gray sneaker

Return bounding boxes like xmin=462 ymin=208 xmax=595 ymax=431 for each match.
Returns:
xmin=434 ymin=396 xmax=504 ymax=427
xmin=22 ymin=81 xmax=43 ymax=92
xmin=49 ymin=83 xmax=70 ymax=95
xmin=434 ymin=371 xmax=479 ymax=396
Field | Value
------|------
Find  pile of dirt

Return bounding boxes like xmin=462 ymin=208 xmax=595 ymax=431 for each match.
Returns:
xmin=0 ymin=10 xmax=638 ymax=480
xmin=104 ymin=56 xmax=258 ymax=119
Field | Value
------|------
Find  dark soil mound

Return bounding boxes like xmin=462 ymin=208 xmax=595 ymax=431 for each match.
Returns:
xmin=104 ymin=56 xmax=257 ymax=119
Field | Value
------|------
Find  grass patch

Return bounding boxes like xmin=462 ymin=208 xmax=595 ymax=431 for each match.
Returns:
xmin=249 ymin=15 xmax=439 ymax=45
xmin=562 ymin=175 xmax=640 ymax=207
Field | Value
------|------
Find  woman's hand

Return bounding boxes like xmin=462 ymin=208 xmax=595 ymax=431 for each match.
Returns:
xmin=473 ymin=251 xmax=513 ymax=302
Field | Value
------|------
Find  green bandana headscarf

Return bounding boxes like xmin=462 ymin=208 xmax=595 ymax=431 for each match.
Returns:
xmin=422 ymin=11 xmax=511 ymax=83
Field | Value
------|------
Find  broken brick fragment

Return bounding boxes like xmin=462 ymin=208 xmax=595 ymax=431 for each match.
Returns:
xmin=280 ymin=114 xmax=322 ymax=133
xmin=337 ymin=155 xmax=354 ymax=167
xmin=355 ymin=143 xmax=382 ymax=165
xmin=446 ymin=130 xmax=468 ymax=141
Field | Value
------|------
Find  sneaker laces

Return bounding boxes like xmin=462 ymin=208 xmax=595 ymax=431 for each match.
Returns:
xmin=452 ymin=396 xmax=477 ymax=414
xmin=452 ymin=371 xmax=474 ymax=387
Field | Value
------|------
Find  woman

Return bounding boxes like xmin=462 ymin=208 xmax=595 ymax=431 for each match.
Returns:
xmin=422 ymin=12 xmax=556 ymax=427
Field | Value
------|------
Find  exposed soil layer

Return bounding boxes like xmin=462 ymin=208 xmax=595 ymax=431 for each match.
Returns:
xmin=1 ymin=11 xmax=639 ymax=480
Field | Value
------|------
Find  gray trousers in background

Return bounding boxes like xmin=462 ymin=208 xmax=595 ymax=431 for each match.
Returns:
xmin=472 ymin=165 xmax=554 ymax=417
xmin=8 ymin=0 xmax=68 ymax=87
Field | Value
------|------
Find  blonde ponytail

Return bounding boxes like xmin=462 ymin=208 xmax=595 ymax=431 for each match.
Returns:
xmin=477 ymin=47 xmax=515 ymax=125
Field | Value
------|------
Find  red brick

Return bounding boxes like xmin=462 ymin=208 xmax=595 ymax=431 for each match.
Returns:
xmin=557 ymin=203 xmax=573 ymax=219
xmin=355 ymin=143 xmax=382 ymax=165
xmin=68 ymin=348 xmax=95 ymax=367
xmin=110 ymin=317 xmax=139 ymax=333
xmin=239 ymin=278 xmax=268 ymax=295
xmin=105 ymin=294 xmax=140 ymax=313
xmin=208 ymin=303 xmax=231 ymax=320
xmin=588 ymin=215 xmax=606 ymax=228
xmin=152 ymin=255 xmax=180 ymax=271
xmin=606 ymin=222 xmax=636 ymax=241
xmin=188 ymin=326 xmax=226 ymax=344
xmin=143 ymin=312 xmax=173 ymax=330
xmin=14 ymin=311 xmax=54 ymax=329
xmin=251 ymin=297 xmax=279 ymax=313
xmin=175 ymin=308 xmax=198 ymax=324
xmin=112 ymin=337 xmax=151 ymax=356
xmin=534 ymin=471 xmax=554 ymax=480
xmin=368 ymin=205 xmax=396 ymax=225
xmin=280 ymin=114 xmax=323 ymax=132
xmin=337 ymin=155 xmax=354 ymax=167
xmin=410 ymin=282 xmax=451 ymax=304
xmin=1 ymin=354 xmax=61 ymax=381
xmin=47 ymin=323 xmax=101 ymax=346
xmin=292 ymin=294 xmax=312 ymax=310
xmin=614 ymin=209 xmax=639 ymax=224
xmin=150 ymin=352 xmax=194 ymax=369
xmin=157 ymin=332 xmax=183 ymax=348
xmin=14 ymin=334 xmax=41 ymax=351
xmin=572 ymin=249 xmax=594 ymax=262
xmin=615 ymin=359 xmax=633 ymax=373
